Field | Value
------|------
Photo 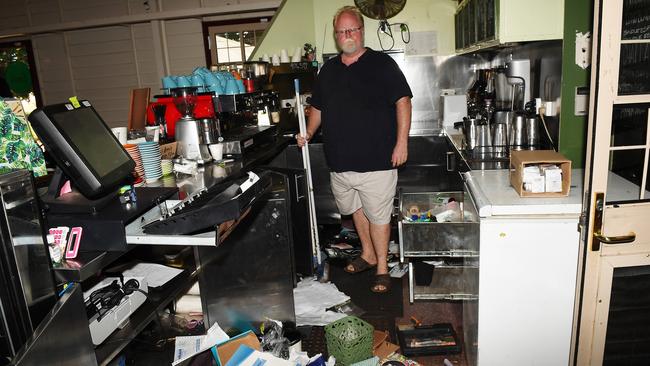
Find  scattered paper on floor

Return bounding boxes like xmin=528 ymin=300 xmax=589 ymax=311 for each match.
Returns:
xmin=293 ymin=278 xmax=350 ymax=326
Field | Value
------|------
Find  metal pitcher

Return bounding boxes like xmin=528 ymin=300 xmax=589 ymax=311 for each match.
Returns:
xmin=510 ymin=114 xmax=527 ymax=151
xmin=492 ymin=122 xmax=508 ymax=157
xmin=526 ymin=116 xmax=540 ymax=149
xmin=463 ymin=117 xmax=480 ymax=150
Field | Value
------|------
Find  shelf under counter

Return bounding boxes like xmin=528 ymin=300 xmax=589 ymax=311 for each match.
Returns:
xmin=94 ymin=267 xmax=197 ymax=366
xmin=54 ymin=249 xmax=135 ymax=283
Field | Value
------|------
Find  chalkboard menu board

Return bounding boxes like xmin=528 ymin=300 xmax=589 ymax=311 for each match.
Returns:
xmin=622 ymin=0 xmax=650 ymax=40
xmin=618 ymin=43 xmax=650 ymax=95
xmin=468 ymin=0 xmax=476 ymax=45
xmin=485 ymin=0 xmax=496 ymax=41
xmin=611 ymin=104 xmax=649 ymax=146
xmin=454 ymin=0 xmax=497 ymax=51
xmin=455 ymin=12 xmax=461 ymax=50
xmin=462 ymin=4 xmax=470 ymax=48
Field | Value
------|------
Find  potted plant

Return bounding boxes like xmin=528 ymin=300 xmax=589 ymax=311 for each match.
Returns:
xmin=303 ymin=43 xmax=316 ymax=62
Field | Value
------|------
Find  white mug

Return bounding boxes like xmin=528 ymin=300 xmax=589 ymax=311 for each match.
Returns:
xmin=208 ymin=143 xmax=223 ymax=161
xmin=280 ymin=49 xmax=289 ymax=63
xmin=271 ymin=54 xmax=281 ymax=66
xmin=111 ymin=127 xmax=128 ymax=144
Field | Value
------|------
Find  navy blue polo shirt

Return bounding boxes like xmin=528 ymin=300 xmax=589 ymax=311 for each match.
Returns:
xmin=310 ymin=48 xmax=412 ymax=173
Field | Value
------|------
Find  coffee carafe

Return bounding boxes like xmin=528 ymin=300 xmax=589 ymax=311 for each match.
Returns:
xmin=172 ymin=87 xmax=213 ymax=164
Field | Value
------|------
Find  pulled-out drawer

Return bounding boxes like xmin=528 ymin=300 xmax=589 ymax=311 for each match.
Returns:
xmin=408 ymin=262 xmax=478 ymax=302
xmin=398 ymin=187 xmax=479 ymax=260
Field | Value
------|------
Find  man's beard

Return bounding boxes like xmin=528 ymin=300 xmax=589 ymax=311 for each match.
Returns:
xmin=341 ymin=38 xmax=358 ymax=54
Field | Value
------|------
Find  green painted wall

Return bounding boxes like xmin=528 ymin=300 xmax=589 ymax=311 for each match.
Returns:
xmin=253 ymin=0 xmax=457 ymax=62
xmin=313 ymin=0 xmax=456 ymax=57
xmin=558 ymin=0 xmax=592 ymax=167
xmin=250 ymin=0 xmax=315 ymax=61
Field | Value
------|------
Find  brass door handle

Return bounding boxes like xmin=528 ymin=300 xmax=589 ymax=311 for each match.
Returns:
xmin=590 ymin=192 xmax=636 ymax=251
xmin=594 ymin=231 xmax=636 ymax=244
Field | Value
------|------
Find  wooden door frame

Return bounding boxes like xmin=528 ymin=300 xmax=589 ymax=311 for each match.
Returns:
xmin=573 ymin=0 xmax=650 ymax=364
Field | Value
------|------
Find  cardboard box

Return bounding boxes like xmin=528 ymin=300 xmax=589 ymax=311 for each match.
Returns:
xmin=173 ymin=331 xmax=261 ymax=366
xmin=373 ymin=330 xmax=400 ymax=359
xmin=215 ymin=331 xmax=261 ymax=365
xmin=510 ymin=150 xmax=572 ymax=197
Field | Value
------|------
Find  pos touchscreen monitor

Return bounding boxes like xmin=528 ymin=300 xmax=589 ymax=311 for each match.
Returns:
xmin=28 ymin=101 xmax=135 ymax=200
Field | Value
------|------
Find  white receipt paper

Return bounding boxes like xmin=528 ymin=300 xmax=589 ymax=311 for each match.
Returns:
xmin=173 ymin=322 xmax=229 ymax=365
xmin=121 ymin=262 xmax=183 ymax=288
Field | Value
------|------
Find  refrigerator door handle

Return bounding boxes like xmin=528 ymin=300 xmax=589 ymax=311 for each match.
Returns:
xmin=294 ymin=173 xmax=306 ymax=203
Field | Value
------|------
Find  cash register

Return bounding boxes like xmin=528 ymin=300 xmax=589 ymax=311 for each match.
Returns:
xmin=28 ymin=100 xmax=179 ymax=253
xmin=28 ymin=100 xmax=137 ymax=213
xmin=29 ymin=100 xmax=271 ymax=241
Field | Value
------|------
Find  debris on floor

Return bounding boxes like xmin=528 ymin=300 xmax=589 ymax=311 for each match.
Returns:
xmin=294 ymin=278 xmax=350 ymax=326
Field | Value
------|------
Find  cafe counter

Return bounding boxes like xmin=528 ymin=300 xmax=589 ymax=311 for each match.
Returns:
xmin=51 ymin=135 xmax=299 ymax=366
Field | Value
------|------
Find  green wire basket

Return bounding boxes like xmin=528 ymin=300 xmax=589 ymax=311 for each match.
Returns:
xmin=324 ymin=316 xmax=374 ymax=366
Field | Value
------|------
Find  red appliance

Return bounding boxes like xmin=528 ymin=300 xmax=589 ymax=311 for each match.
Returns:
xmin=146 ymin=94 xmax=215 ymax=138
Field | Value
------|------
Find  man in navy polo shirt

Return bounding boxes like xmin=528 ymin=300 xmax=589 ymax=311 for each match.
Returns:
xmin=297 ymin=6 xmax=412 ymax=293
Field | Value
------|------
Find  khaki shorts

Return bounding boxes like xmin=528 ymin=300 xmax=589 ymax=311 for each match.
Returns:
xmin=330 ymin=170 xmax=397 ymax=225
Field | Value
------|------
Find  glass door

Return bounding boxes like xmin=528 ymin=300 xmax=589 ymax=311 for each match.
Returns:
xmin=576 ymin=0 xmax=650 ymax=364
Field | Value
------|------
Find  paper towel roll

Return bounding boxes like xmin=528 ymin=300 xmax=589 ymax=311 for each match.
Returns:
xmin=175 ymin=295 xmax=203 ymax=314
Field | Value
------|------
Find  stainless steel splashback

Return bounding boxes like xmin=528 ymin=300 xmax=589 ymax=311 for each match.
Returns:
xmin=387 ymin=41 xmax=561 ymax=136
xmin=389 ymin=52 xmax=479 ymax=135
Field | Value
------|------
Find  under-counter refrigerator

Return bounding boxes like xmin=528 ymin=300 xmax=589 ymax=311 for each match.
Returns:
xmin=463 ymin=169 xmax=583 ymax=366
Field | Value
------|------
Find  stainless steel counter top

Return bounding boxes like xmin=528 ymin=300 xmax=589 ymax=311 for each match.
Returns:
xmin=124 ymin=136 xmax=292 ymax=246
xmin=146 ymin=135 xmax=292 ymax=197
xmin=463 ymin=169 xmax=584 ymax=217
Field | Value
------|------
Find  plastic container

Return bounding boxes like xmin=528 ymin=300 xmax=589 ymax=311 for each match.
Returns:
xmin=324 ymin=316 xmax=374 ymax=366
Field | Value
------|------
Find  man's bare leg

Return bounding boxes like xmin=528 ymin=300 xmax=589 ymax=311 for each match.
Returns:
xmin=345 ymin=208 xmax=377 ymax=272
xmin=369 ymin=222 xmax=390 ymax=274
xmin=369 ymin=222 xmax=391 ymax=291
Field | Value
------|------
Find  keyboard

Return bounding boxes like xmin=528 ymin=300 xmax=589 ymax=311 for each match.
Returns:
xmin=142 ymin=170 xmax=271 ymax=235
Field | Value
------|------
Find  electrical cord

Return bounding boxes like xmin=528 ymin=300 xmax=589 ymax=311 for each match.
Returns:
xmin=378 ymin=21 xmax=394 ymax=51
xmin=85 ymin=277 xmax=150 ymax=322
xmin=86 ymin=280 xmax=125 ymax=321
xmin=377 ymin=20 xmax=411 ymax=51
xmin=119 ymin=275 xmax=151 ymax=300
xmin=538 ymin=106 xmax=557 ymax=151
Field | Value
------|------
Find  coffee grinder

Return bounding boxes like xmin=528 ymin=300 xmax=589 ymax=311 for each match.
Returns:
xmin=171 ymin=87 xmax=214 ymax=164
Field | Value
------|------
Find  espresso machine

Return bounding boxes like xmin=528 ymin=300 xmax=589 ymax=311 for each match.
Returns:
xmin=213 ymin=91 xmax=279 ymax=157
xmin=172 ymin=87 xmax=217 ymax=164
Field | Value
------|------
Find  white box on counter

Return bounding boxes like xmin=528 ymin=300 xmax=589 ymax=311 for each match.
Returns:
xmin=510 ymin=150 xmax=572 ymax=197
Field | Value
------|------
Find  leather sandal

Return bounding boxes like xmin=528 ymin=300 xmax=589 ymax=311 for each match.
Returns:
xmin=344 ymin=256 xmax=377 ymax=274
xmin=371 ymin=274 xmax=392 ymax=293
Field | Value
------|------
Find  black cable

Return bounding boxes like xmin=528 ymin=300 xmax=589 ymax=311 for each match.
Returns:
xmin=85 ymin=277 xmax=151 ymax=322
xmin=377 ymin=20 xmax=411 ymax=51
xmin=399 ymin=23 xmax=410 ymax=43
xmin=378 ymin=22 xmax=395 ymax=51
